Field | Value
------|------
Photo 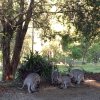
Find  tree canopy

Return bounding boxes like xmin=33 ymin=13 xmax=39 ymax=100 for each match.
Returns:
xmin=0 ymin=0 xmax=99 ymax=81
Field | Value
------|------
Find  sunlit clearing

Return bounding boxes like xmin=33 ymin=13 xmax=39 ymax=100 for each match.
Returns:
xmin=50 ymin=5 xmax=57 ymax=12
xmin=51 ymin=23 xmax=64 ymax=32
xmin=85 ymin=79 xmax=100 ymax=88
xmin=33 ymin=29 xmax=42 ymax=52
xmin=85 ymin=79 xmax=96 ymax=82
xmin=34 ymin=42 xmax=42 ymax=52
xmin=47 ymin=0 xmax=57 ymax=4
xmin=73 ymin=41 xmax=80 ymax=46
xmin=70 ymin=25 xmax=76 ymax=34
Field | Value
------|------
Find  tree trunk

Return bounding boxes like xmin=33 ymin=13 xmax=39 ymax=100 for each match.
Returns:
xmin=2 ymin=30 xmax=27 ymax=81
xmin=11 ymin=31 xmax=26 ymax=78
xmin=82 ymin=42 xmax=89 ymax=64
xmin=2 ymin=36 xmax=13 ymax=81
xmin=1 ymin=0 xmax=34 ymax=81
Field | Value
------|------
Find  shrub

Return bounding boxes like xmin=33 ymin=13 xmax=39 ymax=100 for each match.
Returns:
xmin=16 ymin=52 xmax=53 ymax=82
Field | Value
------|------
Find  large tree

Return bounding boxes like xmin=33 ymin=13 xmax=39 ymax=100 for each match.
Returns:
xmin=0 ymin=0 xmax=34 ymax=81
xmin=61 ymin=0 xmax=100 ymax=62
xmin=0 ymin=0 xmax=51 ymax=81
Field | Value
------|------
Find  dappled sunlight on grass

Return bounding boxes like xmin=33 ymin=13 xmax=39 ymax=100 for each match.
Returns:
xmin=84 ymin=79 xmax=100 ymax=88
xmin=57 ymin=62 xmax=100 ymax=73
xmin=0 ymin=71 xmax=2 ymax=74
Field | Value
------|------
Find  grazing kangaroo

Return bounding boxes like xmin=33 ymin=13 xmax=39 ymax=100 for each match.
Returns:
xmin=51 ymin=69 xmax=61 ymax=85
xmin=21 ymin=73 xmax=40 ymax=93
xmin=69 ymin=69 xmax=84 ymax=84
xmin=57 ymin=75 xmax=74 ymax=89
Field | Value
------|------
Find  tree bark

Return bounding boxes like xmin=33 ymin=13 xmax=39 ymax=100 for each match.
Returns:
xmin=10 ymin=0 xmax=34 ymax=79
xmin=1 ymin=0 xmax=34 ymax=81
xmin=2 ymin=35 xmax=13 ymax=80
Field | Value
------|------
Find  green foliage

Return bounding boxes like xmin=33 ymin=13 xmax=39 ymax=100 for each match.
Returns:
xmin=70 ymin=46 xmax=82 ymax=59
xmin=87 ymin=42 xmax=100 ymax=63
xmin=17 ymin=52 xmax=53 ymax=82
xmin=74 ymin=1 xmax=99 ymax=39
xmin=57 ymin=62 xmax=100 ymax=74
xmin=62 ymin=0 xmax=100 ymax=57
xmin=61 ymin=34 xmax=72 ymax=51
xmin=41 ymin=40 xmax=66 ymax=63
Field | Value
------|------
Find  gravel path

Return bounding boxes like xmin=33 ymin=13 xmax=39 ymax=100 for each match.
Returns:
xmin=0 ymin=81 xmax=100 ymax=100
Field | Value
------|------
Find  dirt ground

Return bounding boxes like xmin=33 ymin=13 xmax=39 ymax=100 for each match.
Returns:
xmin=0 ymin=73 xmax=100 ymax=100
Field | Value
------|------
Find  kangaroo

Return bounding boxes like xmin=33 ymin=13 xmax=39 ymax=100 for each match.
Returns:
xmin=51 ymin=69 xmax=61 ymax=85
xmin=21 ymin=73 xmax=41 ymax=93
xmin=57 ymin=75 xmax=74 ymax=89
xmin=69 ymin=69 xmax=84 ymax=84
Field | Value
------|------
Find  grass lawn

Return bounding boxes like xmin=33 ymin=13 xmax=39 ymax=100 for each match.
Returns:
xmin=81 ymin=63 xmax=100 ymax=73
xmin=57 ymin=63 xmax=100 ymax=74
xmin=0 ymin=63 xmax=100 ymax=80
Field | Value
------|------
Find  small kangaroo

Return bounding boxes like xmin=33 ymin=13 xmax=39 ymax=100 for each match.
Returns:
xmin=21 ymin=73 xmax=40 ymax=93
xmin=57 ymin=75 xmax=73 ymax=89
xmin=51 ymin=69 xmax=61 ymax=85
xmin=69 ymin=69 xmax=84 ymax=84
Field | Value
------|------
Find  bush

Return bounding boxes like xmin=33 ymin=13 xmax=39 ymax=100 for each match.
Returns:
xmin=16 ymin=52 xmax=53 ymax=82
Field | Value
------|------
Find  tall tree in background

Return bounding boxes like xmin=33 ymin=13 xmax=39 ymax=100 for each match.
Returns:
xmin=62 ymin=0 xmax=100 ymax=63
xmin=0 ymin=0 xmax=56 ymax=81
xmin=0 ymin=0 xmax=99 ymax=80
xmin=0 ymin=0 xmax=34 ymax=80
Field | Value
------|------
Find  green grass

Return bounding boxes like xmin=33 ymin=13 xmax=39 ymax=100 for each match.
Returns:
xmin=0 ymin=63 xmax=100 ymax=80
xmin=81 ymin=63 xmax=100 ymax=73
xmin=57 ymin=63 xmax=100 ymax=74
